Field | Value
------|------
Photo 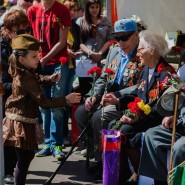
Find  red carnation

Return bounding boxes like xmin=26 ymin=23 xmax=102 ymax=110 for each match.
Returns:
xmin=127 ymin=102 xmax=140 ymax=114
xmin=87 ymin=66 xmax=102 ymax=101
xmin=59 ymin=57 xmax=68 ymax=65
xmin=87 ymin=66 xmax=102 ymax=76
xmin=134 ymin=97 xmax=142 ymax=104
xmin=157 ymin=63 xmax=165 ymax=73
xmin=104 ymin=68 xmax=114 ymax=75
xmin=109 ymin=40 xmax=118 ymax=46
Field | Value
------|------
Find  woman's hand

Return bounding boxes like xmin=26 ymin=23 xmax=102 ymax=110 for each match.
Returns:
xmin=120 ymin=115 xmax=138 ymax=124
xmin=49 ymin=72 xmax=61 ymax=83
xmin=101 ymin=93 xmax=119 ymax=106
xmin=68 ymin=49 xmax=77 ymax=58
xmin=162 ymin=116 xmax=174 ymax=129
xmin=66 ymin=93 xmax=81 ymax=104
xmin=85 ymin=97 xmax=96 ymax=111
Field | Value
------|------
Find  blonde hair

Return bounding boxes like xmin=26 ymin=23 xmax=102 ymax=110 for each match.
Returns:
xmin=139 ymin=30 xmax=169 ymax=57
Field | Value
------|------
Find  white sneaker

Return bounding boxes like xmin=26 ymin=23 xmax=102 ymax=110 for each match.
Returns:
xmin=4 ymin=175 xmax=14 ymax=184
xmin=80 ymin=148 xmax=87 ymax=156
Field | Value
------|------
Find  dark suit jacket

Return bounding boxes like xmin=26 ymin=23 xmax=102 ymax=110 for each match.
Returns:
xmin=87 ymin=46 xmax=142 ymax=102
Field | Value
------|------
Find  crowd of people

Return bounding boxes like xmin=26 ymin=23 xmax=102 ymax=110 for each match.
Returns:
xmin=1 ymin=0 xmax=185 ymax=185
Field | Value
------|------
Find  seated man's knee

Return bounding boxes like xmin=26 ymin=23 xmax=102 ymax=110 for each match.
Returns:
xmin=144 ymin=127 xmax=159 ymax=143
xmin=173 ymin=138 xmax=185 ymax=161
xmin=74 ymin=105 xmax=85 ymax=122
xmin=91 ymin=109 xmax=101 ymax=129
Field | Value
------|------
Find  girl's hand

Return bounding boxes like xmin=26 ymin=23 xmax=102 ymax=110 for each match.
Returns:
xmin=85 ymin=97 xmax=96 ymax=111
xmin=162 ymin=116 xmax=174 ymax=129
xmin=50 ymin=72 xmax=61 ymax=83
xmin=68 ymin=49 xmax=77 ymax=58
xmin=120 ymin=115 xmax=138 ymax=124
xmin=66 ymin=93 xmax=81 ymax=104
xmin=101 ymin=93 xmax=119 ymax=106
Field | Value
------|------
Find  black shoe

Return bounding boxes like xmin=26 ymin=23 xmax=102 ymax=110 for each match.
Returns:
xmin=88 ymin=161 xmax=102 ymax=174
xmin=93 ymin=169 xmax=102 ymax=180
xmin=154 ymin=180 xmax=168 ymax=185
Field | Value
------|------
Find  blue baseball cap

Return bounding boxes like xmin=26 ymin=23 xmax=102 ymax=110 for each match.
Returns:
xmin=113 ymin=18 xmax=137 ymax=34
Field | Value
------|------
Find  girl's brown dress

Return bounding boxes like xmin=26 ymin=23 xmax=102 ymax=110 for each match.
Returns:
xmin=3 ymin=67 xmax=67 ymax=150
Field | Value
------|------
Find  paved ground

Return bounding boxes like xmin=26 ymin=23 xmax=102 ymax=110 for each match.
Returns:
xmin=26 ymin=144 xmax=102 ymax=185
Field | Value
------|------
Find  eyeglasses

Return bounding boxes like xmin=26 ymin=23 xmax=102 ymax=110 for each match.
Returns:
xmin=115 ymin=32 xmax=135 ymax=42
xmin=13 ymin=26 xmax=32 ymax=35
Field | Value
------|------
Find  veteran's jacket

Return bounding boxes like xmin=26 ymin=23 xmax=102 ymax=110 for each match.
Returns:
xmin=87 ymin=46 xmax=142 ymax=102
xmin=118 ymin=57 xmax=176 ymax=120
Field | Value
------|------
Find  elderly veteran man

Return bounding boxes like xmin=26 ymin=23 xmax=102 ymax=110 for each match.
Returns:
xmin=75 ymin=18 xmax=142 ymax=179
xmin=139 ymin=85 xmax=185 ymax=185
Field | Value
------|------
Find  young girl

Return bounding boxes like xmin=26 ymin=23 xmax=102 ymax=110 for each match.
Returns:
xmin=3 ymin=34 xmax=81 ymax=185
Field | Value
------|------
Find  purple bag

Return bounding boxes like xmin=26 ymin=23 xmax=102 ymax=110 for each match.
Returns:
xmin=102 ymin=129 xmax=121 ymax=185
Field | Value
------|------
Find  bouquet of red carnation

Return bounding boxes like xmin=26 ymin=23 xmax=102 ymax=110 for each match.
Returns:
xmin=125 ymin=97 xmax=151 ymax=119
xmin=160 ymin=72 xmax=182 ymax=90
xmin=87 ymin=66 xmax=102 ymax=77
xmin=87 ymin=66 xmax=102 ymax=100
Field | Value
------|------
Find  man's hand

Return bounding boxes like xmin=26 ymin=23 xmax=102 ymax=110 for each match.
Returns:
xmin=85 ymin=97 xmax=96 ymax=111
xmin=120 ymin=115 xmax=138 ymax=124
xmin=101 ymin=93 xmax=119 ymax=106
xmin=90 ymin=52 xmax=102 ymax=63
xmin=66 ymin=93 xmax=81 ymax=104
xmin=162 ymin=116 xmax=174 ymax=129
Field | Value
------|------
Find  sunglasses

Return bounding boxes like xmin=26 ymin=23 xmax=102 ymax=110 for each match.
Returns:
xmin=115 ymin=32 xmax=135 ymax=42
xmin=13 ymin=26 xmax=32 ymax=35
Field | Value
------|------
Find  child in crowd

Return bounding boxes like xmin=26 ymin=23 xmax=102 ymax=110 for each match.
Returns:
xmin=3 ymin=34 xmax=81 ymax=185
